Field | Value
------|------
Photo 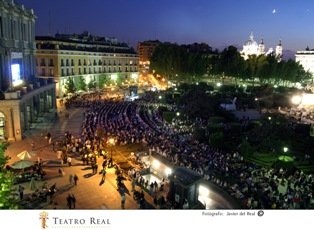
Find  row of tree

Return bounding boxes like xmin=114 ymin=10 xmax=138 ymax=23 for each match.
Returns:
xmin=150 ymin=43 xmax=213 ymax=79
xmin=150 ymin=43 xmax=311 ymax=84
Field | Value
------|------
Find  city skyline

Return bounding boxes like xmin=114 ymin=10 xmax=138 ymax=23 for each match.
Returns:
xmin=14 ymin=0 xmax=314 ymax=51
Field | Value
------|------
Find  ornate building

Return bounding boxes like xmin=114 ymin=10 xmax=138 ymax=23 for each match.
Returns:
xmin=0 ymin=0 xmax=56 ymax=141
xmin=241 ymin=33 xmax=282 ymax=61
xmin=36 ymin=32 xmax=139 ymax=98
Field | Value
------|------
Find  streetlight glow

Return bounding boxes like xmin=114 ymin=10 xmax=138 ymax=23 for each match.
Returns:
xmin=283 ymin=147 xmax=288 ymax=153
xmin=291 ymin=95 xmax=302 ymax=105
xmin=111 ymin=74 xmax=118 ymax=81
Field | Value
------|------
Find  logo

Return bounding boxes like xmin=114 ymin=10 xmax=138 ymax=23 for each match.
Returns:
xmin=257 ymin=210 xmax=264 ymax=217
xmin=39 ymin=211 xmax=49 ymax=229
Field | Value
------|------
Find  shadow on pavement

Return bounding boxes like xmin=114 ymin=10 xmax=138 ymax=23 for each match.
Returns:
xmin=83 ymin=173 xmax=96 ymax=178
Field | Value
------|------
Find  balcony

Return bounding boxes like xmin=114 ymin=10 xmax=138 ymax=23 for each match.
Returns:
xmin=4 ymin=91 xmax=21 ymax=99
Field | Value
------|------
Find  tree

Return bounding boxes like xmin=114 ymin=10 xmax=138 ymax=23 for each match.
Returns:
xmin=150 ymin=42 xmax=211 ymax=81
xmin=98 ymin=75 xmax=109 ymax=88
xmin=77 ymin=76 xmax=86 ymax=91
xmin=87 ymin=81 xmax=96 ymax=91
xmin=0 ymin=143 xmax=17 ymax=209
xmin=64 ymin=77 xmax=76 ymax=94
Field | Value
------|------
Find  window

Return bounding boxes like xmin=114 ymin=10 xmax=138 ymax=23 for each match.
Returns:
xmin=78 ymin=59 xmax=81 ymax=66
xmin=61 ymin=59 xmax=64 ymax=66
xmin=79 ymin=68 xmax=81 ymax=74
xmin=61 ymin=69 xmax=64 ymax=76
xmin=84 ymin=59 xmax=87 ymax=66
xmin=93 ymin=60 xmax=97 ymax=66
xmin=66 ymin=59 xmax=69 ymax=66
xmin=21 ymin=23 xmax=26 ymax=40
xmin=84 ymin=68 xmax=86 ymax=74
xmin=41 ymin=68 xmax=46 ymax=76
xmin=40 ymin=58 xmax=46 ymax=66
xmin=98 ymin=60 xmax=102 ymax=65
xmin=10 ymin=20 xmax=13 ymax=39
xmin=49 ymin=59 xmax=54 ymax=66
xmin=66 ymin=69 xmax=69 ymax=75
xmin=49 ymin=69 xmax=54 ymax=76
xmin=71 ymin=59 xmax=74 ymax=66
xmin=0 ymin=17 xmax=3 ymax=38
xmin=71 ymin=68 xmax=74 ymax=75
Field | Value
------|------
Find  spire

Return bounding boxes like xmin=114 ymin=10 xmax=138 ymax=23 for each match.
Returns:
xmin=278 ymin=39 xmax=282 ymax=46
xmin=260 ymin=38 xmax=264 ymax=44
xmin=249 ymin=32 xmax=254 ymax=41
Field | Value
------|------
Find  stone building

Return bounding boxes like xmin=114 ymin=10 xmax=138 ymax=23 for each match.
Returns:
xmin=0 ymin=0 xmax=55 ymax=141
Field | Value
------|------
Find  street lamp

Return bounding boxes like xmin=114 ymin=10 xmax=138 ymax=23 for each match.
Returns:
xmin=283 ymin=147 xmax=288 ymax=153
xmin=176 ymin=112 xmax=180 ymax=117
xmin=108 ymin=137 xmax=116 ymax=158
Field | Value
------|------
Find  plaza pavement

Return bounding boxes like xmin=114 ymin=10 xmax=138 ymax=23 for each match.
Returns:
xmin=6 ymin=108 xmax=154 ymax=209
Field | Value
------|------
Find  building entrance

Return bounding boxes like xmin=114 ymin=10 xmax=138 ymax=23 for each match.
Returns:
xmin=0 ymin=112 xmax=5 ymax=139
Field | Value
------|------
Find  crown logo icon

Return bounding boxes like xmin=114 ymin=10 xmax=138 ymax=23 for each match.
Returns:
xmin=39 ymin=211 xmax=49 ymax=229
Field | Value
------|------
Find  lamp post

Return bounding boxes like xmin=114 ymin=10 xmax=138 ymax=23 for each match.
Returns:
xmin=108 ymin=137 xmax=115 ymax=159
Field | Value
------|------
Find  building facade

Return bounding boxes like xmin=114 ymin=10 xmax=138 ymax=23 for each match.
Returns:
xmin=137 ymin=40 xmax=160 ymax=73
xmin=295 ymin=50 xmax=314 ymax=76
xmin=241 ymin=33 xmax=282 ymax=61
xmin=0 ymin=0 xmax=56 ymax=141
xmin=36 ymin=32 xmax=139 ymax=98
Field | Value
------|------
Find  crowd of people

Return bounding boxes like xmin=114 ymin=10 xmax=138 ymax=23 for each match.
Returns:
xmin=62 ymin=92 xmax=314 ymax=209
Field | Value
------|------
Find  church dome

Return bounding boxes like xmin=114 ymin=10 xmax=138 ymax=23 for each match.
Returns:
xmin=244 ymin=33 xmax=258 ymax=47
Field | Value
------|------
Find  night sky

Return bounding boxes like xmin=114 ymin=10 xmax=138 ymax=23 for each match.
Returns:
xmin=15 ymin=0 xmax=314 ymax=51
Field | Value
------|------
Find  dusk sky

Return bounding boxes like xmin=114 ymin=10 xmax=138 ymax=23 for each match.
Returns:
xmin=16 ymin=0 xmax=314 ymax=51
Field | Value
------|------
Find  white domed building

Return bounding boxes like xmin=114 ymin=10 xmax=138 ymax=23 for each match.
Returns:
xmin=240 ymin=33 xmax=282 ymax=61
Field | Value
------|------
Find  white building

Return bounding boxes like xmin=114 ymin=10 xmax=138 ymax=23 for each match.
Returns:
xmin=295 ymin=50 xmax=314 ymax=75
xmin=241 ymin=33 xmax=282 ymax=61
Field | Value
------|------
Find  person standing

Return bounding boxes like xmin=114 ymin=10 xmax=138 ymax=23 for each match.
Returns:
xmin=71 ymin=194 xmax=76 ymax=209
xmin=67 ymin=157 xmax=72 ymax=167
xmin=121 ymin=193 xmax=126 ymax=209
xmin=18 ymin=185 xmax=25 ymax=200
xmin=131 ymin=179 xmax=136 ymax=192
xmin=66 ymin=194 xmax=72 ymax=209
xmin=99 ymin=169 xmax=106 ymax=186
xmin=73 ymin=174 xmax=79 ymax=186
